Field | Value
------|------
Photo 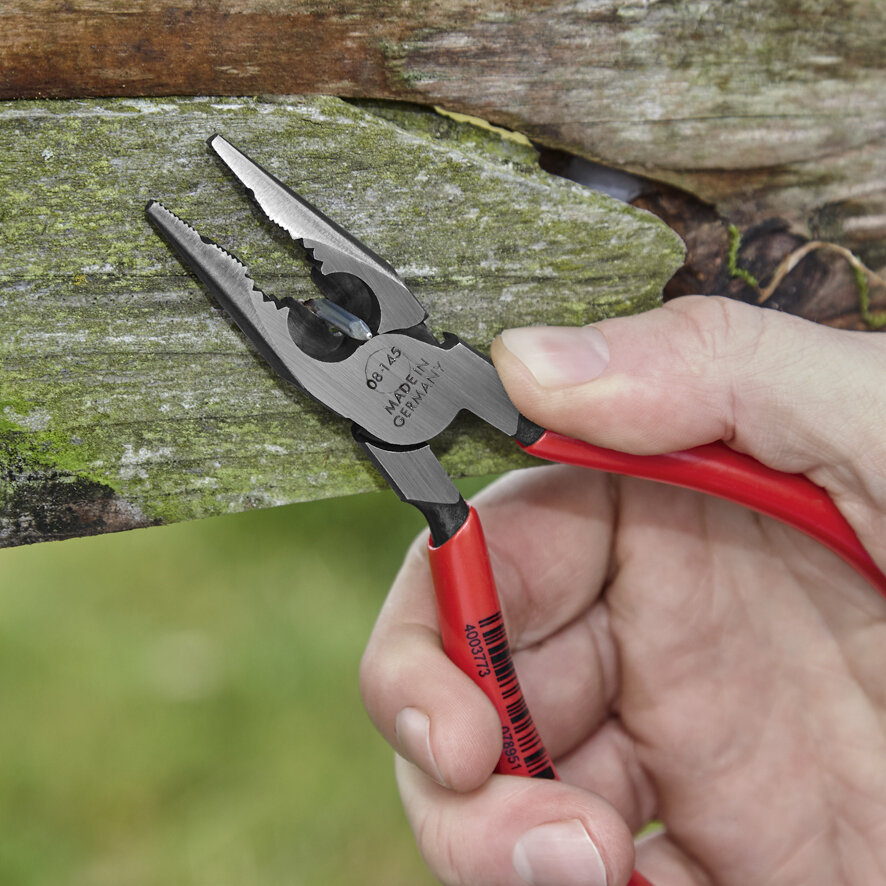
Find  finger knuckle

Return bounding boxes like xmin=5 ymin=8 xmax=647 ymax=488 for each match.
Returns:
xmin=670 ymin=295 xmax=772 ymax=442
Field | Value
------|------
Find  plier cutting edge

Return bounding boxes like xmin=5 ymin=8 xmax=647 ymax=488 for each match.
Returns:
xmin=147 ymin=136 xmax=886 ymax=886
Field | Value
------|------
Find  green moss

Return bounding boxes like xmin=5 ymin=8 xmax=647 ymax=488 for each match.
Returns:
xmin=0 ymin=397 xmax=105 ymax=487
xmin=853 ymin=264 xmax=886 ymax=330
xmin=351 ymin=99 xmax=540 ymax=171
xmin=0 ymin=429 xmax=96 ymax=482
xmin=726 ymin=224 xmax=760 ymax=290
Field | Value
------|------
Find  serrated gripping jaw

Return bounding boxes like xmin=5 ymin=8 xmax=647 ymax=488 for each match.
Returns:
xmin=146 ymin=199 xmax=308 ymax=388
xmin=208 ymin=135 xmax=426 ymax=335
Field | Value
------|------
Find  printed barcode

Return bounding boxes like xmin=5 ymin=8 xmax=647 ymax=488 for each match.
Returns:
xmin=480 ymin=612 xmax=519 ymax=700
xmin=480 ymin=612 xmax=554 ymax=778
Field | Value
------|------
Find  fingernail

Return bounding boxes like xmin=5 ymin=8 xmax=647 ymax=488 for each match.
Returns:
xmin=499 ymin=326 xmax=610 ymax=388
xmin=395 ymin=707 xmax=447 ymax=787
xmin=513 ymin=819 xmax=608 ymax=886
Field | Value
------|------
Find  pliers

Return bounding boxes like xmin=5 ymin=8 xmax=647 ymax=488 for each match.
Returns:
xmin=147 ymin=136 xmax=886 ymax=886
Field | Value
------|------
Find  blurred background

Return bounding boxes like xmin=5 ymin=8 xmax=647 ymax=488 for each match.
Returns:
xmin=0 ymin=478 xmax=492 ymax=885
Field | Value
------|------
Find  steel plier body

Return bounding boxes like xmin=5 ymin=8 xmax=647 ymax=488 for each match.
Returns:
xmin=148 ymin=137 xmax=886 ymax=886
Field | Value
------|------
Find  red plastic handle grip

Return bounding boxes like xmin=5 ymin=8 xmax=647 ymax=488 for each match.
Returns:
xmin=428 ymin=507 xmax=556 ymax=779
xmin=523 ymin=431 xmax=886 ymax=599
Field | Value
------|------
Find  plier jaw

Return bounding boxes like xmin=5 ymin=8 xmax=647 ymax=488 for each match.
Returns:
xmin=206 ymin=135 xmax=428 ymax=336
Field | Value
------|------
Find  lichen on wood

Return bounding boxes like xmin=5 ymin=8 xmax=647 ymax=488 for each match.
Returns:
xmin=0 ymin=95 xmax=684 ymax=546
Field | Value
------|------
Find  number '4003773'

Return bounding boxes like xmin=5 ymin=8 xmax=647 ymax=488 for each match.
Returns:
xmin=464 ymin=625 xmax=491 ymax=678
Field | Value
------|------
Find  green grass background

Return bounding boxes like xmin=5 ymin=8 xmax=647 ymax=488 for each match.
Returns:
xmin=0 ymin=481 xmax=492 ymax=885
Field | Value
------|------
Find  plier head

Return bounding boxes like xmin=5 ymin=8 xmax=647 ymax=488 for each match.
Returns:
xmin=147 ymin=136 xmax=525 ymax=451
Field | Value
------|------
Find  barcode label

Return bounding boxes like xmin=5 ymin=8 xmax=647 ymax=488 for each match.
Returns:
xmin=479 ymin=612 xmax=555 ymax=779
xmin=479 ymin=612 xmax=519 ymax=700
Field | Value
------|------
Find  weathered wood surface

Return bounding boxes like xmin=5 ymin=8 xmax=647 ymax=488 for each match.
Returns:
xmin=0 ymin=96 xmax=683 ymax=547
xmin=2 ymin=0 xmax=885 ymax=274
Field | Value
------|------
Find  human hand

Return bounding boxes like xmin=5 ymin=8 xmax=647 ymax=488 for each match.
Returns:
xmin=360 ymin=296 xmax=886 ymax=886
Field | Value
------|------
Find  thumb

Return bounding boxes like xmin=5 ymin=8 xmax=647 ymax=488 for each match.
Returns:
xmin=492 ymin=295 xmax=886 ymax=509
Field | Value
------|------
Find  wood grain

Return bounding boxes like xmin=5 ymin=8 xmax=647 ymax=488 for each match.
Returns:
xmin=0 ymin=95 xmax=683 ymax=546
xmin=2 ymin=0 xmax=885 ymax=270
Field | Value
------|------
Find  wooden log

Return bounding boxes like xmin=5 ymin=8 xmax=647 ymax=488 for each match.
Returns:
xmin=0 ymin=95 xmax=683 ymax=547
xmin=1 ymin=0 xmax=884 ymax=271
